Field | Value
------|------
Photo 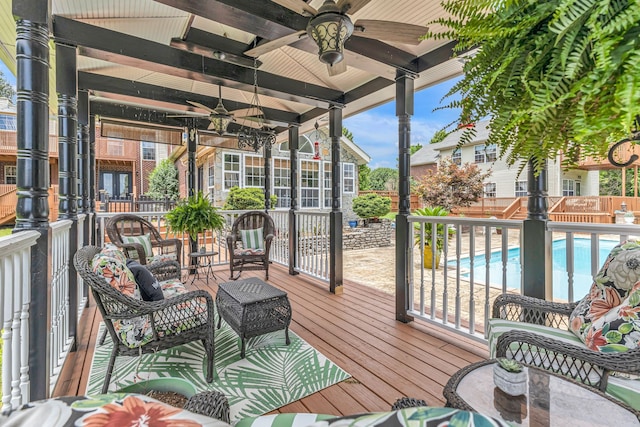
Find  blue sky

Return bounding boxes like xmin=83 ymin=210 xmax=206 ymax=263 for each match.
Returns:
xmin=1 ymin=61 xmax=461 ymax=169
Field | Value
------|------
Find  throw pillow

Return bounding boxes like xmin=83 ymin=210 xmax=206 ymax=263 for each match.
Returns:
xmin=126 ymin=259 xmax=164 ymax=301
xmin=122 ymin=234 xmax=153 ymax=260
xmin=240 ymin=228 xmax=264 ymax=250
xmin=91 ymin=253 xmax=140 ymax=299
xmin=569 ymin=239 xmax=640 ymax=348
xmin=99 ymin=243 xmax=127 ymax=263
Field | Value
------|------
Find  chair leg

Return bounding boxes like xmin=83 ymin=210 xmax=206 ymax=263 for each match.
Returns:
xmin=98 ymin=327 xmax=108 ymax=346
xmin=204 ymin=338 xmax=215 ymax=383
xmin=103 ymin=348 xmax=118 ymax=394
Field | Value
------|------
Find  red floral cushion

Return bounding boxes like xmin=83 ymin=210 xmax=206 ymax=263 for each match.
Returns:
xmin=569 ymin=240 xmax=640 ymax=352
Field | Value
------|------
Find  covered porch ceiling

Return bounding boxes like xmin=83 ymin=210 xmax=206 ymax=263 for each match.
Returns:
xmin=1 ymin=0 xmax=463 ymax=145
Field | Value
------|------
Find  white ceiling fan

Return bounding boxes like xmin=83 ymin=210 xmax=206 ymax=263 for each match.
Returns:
xmin=245 ymin=0 xmax=428 ymax=76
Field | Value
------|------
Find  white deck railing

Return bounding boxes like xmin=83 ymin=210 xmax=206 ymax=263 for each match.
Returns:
xmin=49 ymin=220 xmax=74 ymax=393
xmin=295 ymin=211 xmax=330 ymax=281
xmin=0 ymin=230 xmax=40 ymax=412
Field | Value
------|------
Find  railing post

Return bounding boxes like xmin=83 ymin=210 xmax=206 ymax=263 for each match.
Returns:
xmin=13 ymin=0 xmax=52 ymax=400
xmin=522 ymin=158 xmax=552 ymax=300
xmin=395 ymin=72 xmax=415 ymax=322
xmin=288 ymin=126 xmax=299 ymax=275
xmin=57 ymin=42 xmax=79 ymax=352
xmin=89 ymin=115 xmax=96 ymax=245
xmin=264 ymin=143 xmax=272 ymax=211
xmin=328 ymin=105 xmax=343 ymax=294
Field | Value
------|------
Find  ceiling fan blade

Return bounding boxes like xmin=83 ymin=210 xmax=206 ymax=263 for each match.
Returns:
xmin=166 ymin=113 xmax=207 ymax=118
xmin=270 ymin=0 xmax=317 ymax=15
xmin=337 ymin=0 xmax=372 ymax=14
xmin=228 ymin=106 xmax=264 ymax=118
xmin=245 ymin=31 xmax=308 ymax=58
xmin=327 ymin=60 xmax=347 ymax=76
xmin=354 ymin=20 xmax=428 ymax=45
xmin=186 ymin=100 xmax=216 ymax=113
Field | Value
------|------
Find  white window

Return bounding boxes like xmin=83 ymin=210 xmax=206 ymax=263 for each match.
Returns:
xmin=207 ymin=156 xmax=215 ymax=188
xmin=452 ymin=148 xmax=461 ymax=165
xmin=563 ymin=179 xmax=575 ymax=196
xmin=5 ymin=165 xmax=16 ymax=185
xmin=273 ymin=158 xmax=291 ymax=208
xmin=0 ymin=114 xmax=16 ymax=130
xmin=343 ymin=163 xmax=355 ymax=194
xmin=300 ymin=160 xmax=320 ymax=208
xmin=485 ymin=144 xmax=497 ymax=162
xmin=484 ymin=182 xmax=496 ymax=198
xmin=515 ymin=181 xmax=528 ymax=197
xmin=299 ymin=136 xmax=314 ymax=154
xmin=223 ymin=153 xmax=240 ymax=190
xmin=141 ymin=141 xmax=155 ymax=160
xmin=474 ymin=145 xmax=486 ymax=163
xmin=244 ymin=155 xmax=264 ymax=187
xmin=324 ymin=162 xmax=332 ymax=209
xmin=107 ymin=138 xmax=124 ymax=156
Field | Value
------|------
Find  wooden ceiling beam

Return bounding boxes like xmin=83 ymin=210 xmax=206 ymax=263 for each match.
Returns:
xmin=53 ymin=16 xmax=344 ymax=108
xmin=79 ymin=72 xmax=301 ymax=126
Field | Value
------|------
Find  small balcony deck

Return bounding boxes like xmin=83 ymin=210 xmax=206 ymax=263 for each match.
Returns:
xmin=52 ymin=263 xmax=487 ymax=415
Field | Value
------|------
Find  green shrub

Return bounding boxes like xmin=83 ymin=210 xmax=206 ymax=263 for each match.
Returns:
xmin=352 ymin=193 xmax=391 ymax=219
xmin=223 ymin=187 xmax=277 ymax=210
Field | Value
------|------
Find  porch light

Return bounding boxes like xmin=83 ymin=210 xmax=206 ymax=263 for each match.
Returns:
xmin=209 ymin=85 xmax=233 ymax=135
xmin=306 ymin=0 xmax=354 ymax=66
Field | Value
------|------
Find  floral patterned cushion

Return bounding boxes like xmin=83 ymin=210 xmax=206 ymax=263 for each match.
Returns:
xmin=91 ymin=253 xmax=140 ymax=299
xmin=150 ymin=253 xmax=178 ymax=264
xmin=569 ymin=240 xmax=640 ymax=352
xmin=99 ymin=243 xmax=128 ymax=263
xmin=234 ymin=248 xmax=265 ymax=256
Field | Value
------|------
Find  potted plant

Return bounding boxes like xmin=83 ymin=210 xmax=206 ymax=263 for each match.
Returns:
xmin=493 ymin=358 xmax=527 ymax=396
xmin=413 ymin=206 xmax=454 ymax=269
xmin=624 ymin=211 xmax=636 ymax=224
xmin=165 ymin=191 xmax=224 ymax=254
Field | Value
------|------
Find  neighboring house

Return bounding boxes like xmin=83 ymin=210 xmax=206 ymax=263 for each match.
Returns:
xmin=0 ymin=97 xmax=176 ymax=223
xmin=411 ymin=120 xmax=600 ymax=198
xmin=183 ymin=127 xmax=370 ymax=220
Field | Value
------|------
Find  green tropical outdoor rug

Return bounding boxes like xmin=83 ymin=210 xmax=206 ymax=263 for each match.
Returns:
xmin=87 ymin=322 xmax=350 ymax=422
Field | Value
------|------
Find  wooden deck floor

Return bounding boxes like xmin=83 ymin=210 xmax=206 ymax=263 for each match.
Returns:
xmin=53 ymin=263 xmax=488 ymax=416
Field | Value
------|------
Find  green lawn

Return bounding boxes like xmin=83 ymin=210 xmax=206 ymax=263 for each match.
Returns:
xmin=0 ymin=228 xmax=11 ymax=237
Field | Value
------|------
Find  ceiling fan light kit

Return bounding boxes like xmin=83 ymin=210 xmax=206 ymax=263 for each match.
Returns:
xmin=209 ymin=85 xmax=234 ymax=135
xmin=306 ymin=0 xmax=354 ymax=66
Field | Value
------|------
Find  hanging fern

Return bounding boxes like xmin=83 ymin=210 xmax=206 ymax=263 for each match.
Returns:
xmin=424 ymin=0 xmax=640 ymax=175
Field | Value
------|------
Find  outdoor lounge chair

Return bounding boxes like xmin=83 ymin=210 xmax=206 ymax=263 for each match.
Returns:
xmin=226 ymin=211 xmax=275 ymax=280
xmin=106 ymin=213 xmax=182 ymax=265
xmin=74 ymin=245 xmax=215 ymax=393
xmin=489 ymin=294 xmax=640 ymax=409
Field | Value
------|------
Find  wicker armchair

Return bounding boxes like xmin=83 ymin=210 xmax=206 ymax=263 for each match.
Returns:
xmin=226 ymin=211 xmax=275 ymax=280
xmin=492 ymin=293 xmax=640 ymax=392
xmin=106 ymin=213 xmax=182 ymax=265
xmin=74 ymin=245 xmax=215 ymax=393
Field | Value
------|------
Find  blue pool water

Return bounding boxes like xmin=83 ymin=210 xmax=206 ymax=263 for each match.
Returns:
xmin=451 ymin=239 xmax=619 ymax=301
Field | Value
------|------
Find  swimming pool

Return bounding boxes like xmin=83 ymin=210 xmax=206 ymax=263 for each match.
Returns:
xmin=450 ymin=238 xmax=619 ymax=301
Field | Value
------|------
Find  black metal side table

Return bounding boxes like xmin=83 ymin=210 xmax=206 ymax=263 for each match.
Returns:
xmin=187 ymin=251 xmax=218 ymax=285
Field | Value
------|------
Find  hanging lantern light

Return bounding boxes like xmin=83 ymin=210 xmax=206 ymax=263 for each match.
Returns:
xmin=306 ymin=0 xmax=354 ymax=66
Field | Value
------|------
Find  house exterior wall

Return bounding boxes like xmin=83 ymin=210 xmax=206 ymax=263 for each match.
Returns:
xmin=437 ymin=144 xmax=599 ymax=198
xmin=204 ymin=140 xmax=362 ymax=221
xmin=409 ymin=163 xmax=437 ymax=179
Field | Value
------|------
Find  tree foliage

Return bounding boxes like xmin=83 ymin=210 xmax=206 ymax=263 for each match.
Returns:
xmin=223 ymin=187 xmax=277 ymax=210
xmin=424 ymin=0 xmax=640 ymax=175
xmin=342 ymin=127 xmax=354 ymax=142
xmin=369 ymin=167 xmax=398 ymax=191
xmin=146 ymin=159 xmax=179 ymax=200
xmin=414 ymin=158 xmax=491 ymax=211
xmin=599 ymin=169 xmax=634 ymax=196
xmin=358 ymin=164 xmax=371 ymax=191
xmin=429 ymin=129 xmax=448 ymax=144
xmin=352 ymin=193 xmax=391 ymax=219
xmin=0 ymin=72 xmax=15 ymax=100
xmin=410 ymin=144 xmax=423 ymax=155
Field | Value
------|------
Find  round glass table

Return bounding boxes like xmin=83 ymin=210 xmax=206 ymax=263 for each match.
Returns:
xmin=443 ymin=359 xmax=640 ymax=426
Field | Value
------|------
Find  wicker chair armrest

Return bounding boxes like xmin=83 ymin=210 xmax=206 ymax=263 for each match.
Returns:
xmin=109 ymin=289 xmax=214 ymax=319
xmin=146 ymin=260 xmax=181 ymax=282
xmin=496 ymin=330 xmax=640 ymax=378
xmin=226 ymin=233 xmax=238 ymax=247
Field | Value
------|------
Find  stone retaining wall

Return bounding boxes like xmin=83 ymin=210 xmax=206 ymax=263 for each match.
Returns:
xmin=343 ymin=222 xmax=393 ymax=250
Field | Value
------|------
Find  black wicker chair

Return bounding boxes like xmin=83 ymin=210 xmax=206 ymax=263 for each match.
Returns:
xmin=74 ymin=245 xmax=215 ymax=393
xmin=226 ymin=211 xmax=275 ymax=280
xmin=492 ymin=293 xmax=640 ymax=392
xmin=106 ymin=213 xmax=182 ymax=265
